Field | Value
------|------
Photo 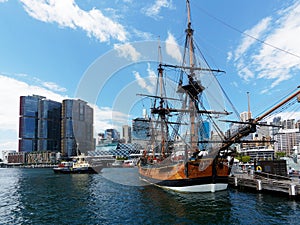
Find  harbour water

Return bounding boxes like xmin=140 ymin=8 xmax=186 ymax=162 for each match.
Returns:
xmin=0 ymin=168 xmax=299 ymax=225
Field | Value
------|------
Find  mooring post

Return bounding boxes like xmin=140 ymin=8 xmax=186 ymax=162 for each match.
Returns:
xmin=289 ymin=184 xmax=296 ymax=196
xmin=257 ymin=180 xmax=262 ymax=191
xmin=234 ymin=177 xmax=238 ymax=187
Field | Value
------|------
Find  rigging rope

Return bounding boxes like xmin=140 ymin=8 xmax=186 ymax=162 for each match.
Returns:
xmin=193 ymin=3 xmax=300 ymax=60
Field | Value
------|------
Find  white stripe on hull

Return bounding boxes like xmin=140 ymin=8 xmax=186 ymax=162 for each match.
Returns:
xmin=140 ymin=178 xmax=228 ymax=193
xmin=160 ymin=183 xmax=228 ymax=193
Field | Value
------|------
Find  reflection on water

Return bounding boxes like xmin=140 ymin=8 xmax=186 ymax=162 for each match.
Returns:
xmin=0 ymin=168 xmax=24 ymax=224
xmin=0 ymin=168 xmax=93 ymax=224
xmin=0 ymin=168 xmax=300 ymax=225
xmin=100 ymin=167 xmax=143 ymax=186
xmin=138 ymin=185 xmax=233 ymax=224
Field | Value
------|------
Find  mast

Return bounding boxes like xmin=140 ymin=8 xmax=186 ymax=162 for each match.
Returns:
xmin=158 ymin=64 xmax=166 ymax=156
xmin=186 ymin=0 xmax=198 ymax=149
xmin=158 ymin=38 xmax=166 ymax=157
xmin=186 ymin=0 xmax=194 ymax=69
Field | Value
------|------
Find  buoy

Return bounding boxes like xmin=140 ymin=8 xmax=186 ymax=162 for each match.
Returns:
xmin=256 ymin=166 xmax=262 ymax=172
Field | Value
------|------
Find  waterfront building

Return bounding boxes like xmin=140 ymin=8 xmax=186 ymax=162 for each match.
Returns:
xmin=37 ymin=99 xmax=62 ymax=152
xmin=97 ymin=132 xmax=105 ymax=145
xmin=274 ymin=128 xmax=300 ymax=156
xmin=270 ymin=116 xmax=281 ymax=137
xmin=1 ymin=150 xmax=16 ymax=164
xmin=295 ymin=120 xmax=300 ymax=129
xmin=61 ymin=99 xmax=94 ymax=157
xmin=104 ymin=129 xmax=120 ymax=143
xmin=19 ymin=95 xmax=41 ymax=152
xmin=132 ymin=117 xmax=150 ymax=148
xmin=240 ymin=146 xmax=275 ymax=161
xmin=7 ymin=152 xmax=26 ymax=164
xmin=19 ymin=95 xmax=61 ymax=153
xmin=282 ymin=119 xmax=295 ymax=129
xmin=90 ymin=142 xmax=141 ymax=157
xmin=240 ymin=111 xmax=252 ymax=122
xmin=26 ymin=151 xmax=57 ymax=164
xmin=122 ymin=125 xmax=131 ymax=143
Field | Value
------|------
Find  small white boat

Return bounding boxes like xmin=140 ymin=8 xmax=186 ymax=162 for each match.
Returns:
xmin=111 ymin=160 xmax=123 ymax=167
xmin=123 ymin=159 xmax=136 ymax=167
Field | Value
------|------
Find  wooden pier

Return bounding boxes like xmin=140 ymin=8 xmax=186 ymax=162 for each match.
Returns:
xmin=228 ymin=172 xmax=300 ymax=197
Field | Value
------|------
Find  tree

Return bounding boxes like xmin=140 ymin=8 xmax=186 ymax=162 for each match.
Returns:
xmin=275 ymin=151 xmax=286 ymax=159
xmin=241 ymin=155 xmax=251 ymax=163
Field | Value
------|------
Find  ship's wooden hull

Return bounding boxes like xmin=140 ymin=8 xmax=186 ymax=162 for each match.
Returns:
xmin=139 ymin=158 xmax=230 ymax=192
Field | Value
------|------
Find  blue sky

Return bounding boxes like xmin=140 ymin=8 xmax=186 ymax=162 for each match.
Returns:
xmin=1 ymin=0 xmax=300 ymax=152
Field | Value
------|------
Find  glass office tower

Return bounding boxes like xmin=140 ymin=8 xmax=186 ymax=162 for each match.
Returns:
xmin=132 ymin=118 xmax=150 ymax=140
xmin=19 ymin=95 xmax=40 ymax=152
xmin=37 ymin=99 xmax=62 ymax=152
xmin=19 ymin=95 xmax=61 ymax=153
xmin=61 ymin=99 xmax=94 ymax=157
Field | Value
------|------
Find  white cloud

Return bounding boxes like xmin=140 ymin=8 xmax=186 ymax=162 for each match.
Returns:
xmin=133 ymin=71 xmax=148 ymax=91
xmin=233 ymin=17 xmax=271 ymax=61
xmin=0 ymin=75 xmax=66 ymax=130
xmin=227 ymin=51 xmax=232 ymax=61
xmin=132 ymin=28 xmax=153 ymax=41
xmin=143 ymin=0 xmax=173 ymax=20
xmin=131 ymin=63 xmax=159 ymax=95
xmin=230 ymin=1 xmax=300 ymax=90
xmin=231 ymin=81 xmax=238 ymax=88
xmin=93 ymin=106 xmax=129 ymax=133
xmin=114 ymin=43 xmax=141 ymax=61
xmin=42 ymin=81 xmax=67 ymax=92
xmin=20 ymin=0 xmax=127 ymax=42
xmin=146 ymin=63 xmax=157 ymax=89
xmin=0 ymin=74 xmax=67 ymax=151
xmin=0 ymin=0 xmax=8 ymax=3
xmin=165 ymin=31 xmax=182 ymax=63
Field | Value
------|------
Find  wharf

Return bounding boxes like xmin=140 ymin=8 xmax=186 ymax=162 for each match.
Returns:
xmin=228 ymin=172 xmax=300 ymax=197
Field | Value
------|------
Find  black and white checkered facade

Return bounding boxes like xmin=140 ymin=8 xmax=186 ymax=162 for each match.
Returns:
xmin=88 ymin=143 xmax=142 ymax=157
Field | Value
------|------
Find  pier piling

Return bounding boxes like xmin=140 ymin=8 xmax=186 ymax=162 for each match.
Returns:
xmin=229 ymin=173 xmax=300 ymax=197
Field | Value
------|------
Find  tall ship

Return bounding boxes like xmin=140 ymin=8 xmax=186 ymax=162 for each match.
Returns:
xmin=137 ymin=0 xmax=300 ymax=192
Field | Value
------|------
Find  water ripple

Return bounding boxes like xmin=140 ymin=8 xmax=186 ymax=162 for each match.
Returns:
xmin=0 ymin=168 xmax=299 ymax=225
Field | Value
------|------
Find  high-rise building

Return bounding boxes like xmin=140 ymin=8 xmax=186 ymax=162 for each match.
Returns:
xmin=37 ymin=99 xmax=62 ymax=152
xmin=104 ymin=128 xmax=120 ymax=143
xmin=274 ymin=128 xmax=300 ymax=155
xmin=19 ymin=95 xmax=40 ymax=152
xmin=240 ymin=111 xmax=252 ymax=122
xmin=132 ymin=117 xmax=150 ymax=148
xmin=122 ymin=125 xmax=131 ymax=143
xmin=271 ymin=116 xmax=281 ymax=138
xmin=61 ymin=99 xmax=94 ymax=157
xmin=295 ymin=120 xmax=300 ymax=129
xmin=282 ymin=119 xmax=295 ymax=129
xmin=19 ymin=95 xmax=61 ymax=153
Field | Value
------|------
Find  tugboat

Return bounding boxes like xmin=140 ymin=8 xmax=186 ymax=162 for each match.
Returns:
xmin=53 ymin=143 xmax=105 ymax=174
xmin=53 ymin=154 xmax=100 ymax=174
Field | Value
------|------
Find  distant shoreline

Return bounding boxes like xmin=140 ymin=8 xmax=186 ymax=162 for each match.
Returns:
xmin=0 ymin=163 xmax=57 ymax=168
